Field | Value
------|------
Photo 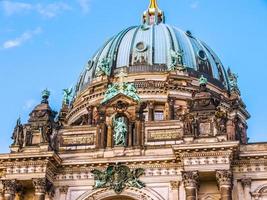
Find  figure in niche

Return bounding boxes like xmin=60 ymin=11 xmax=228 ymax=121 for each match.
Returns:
xmin=113 ymin=116 xmax=128 ymax=146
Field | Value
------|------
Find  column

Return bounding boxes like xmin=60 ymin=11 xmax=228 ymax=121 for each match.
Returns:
xmin=241 ymin=178 xmax=251 ymax=200
xmin=0 ymin=189 xmax=4 ymax=200
xmin=182 ymin=171 xmax=199 ymax=200
xmin=87 ymin=106 xmax=93 ymax=125
xmin=170 ymin=181 xmax=180 ymax=200
xmin=2 ymin=180 xmax=17 ymax=200
xmin=148 ymin=101 xmax=154 ymax=121
xmin=107 ymin=124 xmax=112 ymax=148
xmin=32 ymin=178 xmax=47 ymax=200
xmin=168 ymin=98 xmax=175 ymax=120
xmin=59 ymin=186 xmax=68 ymax=200
xmin=216 ymin=170 xmax=233 ymax=200
xmin=128 ymin=122 xmax=133 ymax=147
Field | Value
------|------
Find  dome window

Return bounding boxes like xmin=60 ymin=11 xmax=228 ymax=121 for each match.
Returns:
xmin=198 ymin=50 xmax=207 ymax=60
xmin=136 ymin=42 xmax=148 ymax=52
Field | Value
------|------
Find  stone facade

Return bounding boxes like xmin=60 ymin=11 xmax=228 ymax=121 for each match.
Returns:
xmin=1 ymin=1 xmax=267 ymax=200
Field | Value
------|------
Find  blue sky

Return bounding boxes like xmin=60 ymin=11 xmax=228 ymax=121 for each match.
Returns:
xmin=0 ymin=0 xmax=267 ymax=153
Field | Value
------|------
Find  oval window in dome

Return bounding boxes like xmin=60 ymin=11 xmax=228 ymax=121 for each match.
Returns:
xmin=198 ymin=50 xmax=207 ymax=60
xmin=136 ymin=42 xmax=148 ymax=52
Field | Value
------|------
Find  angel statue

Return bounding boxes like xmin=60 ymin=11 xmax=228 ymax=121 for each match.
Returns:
xmin=169 ymin=49 xmax=185 ymax=71
xmin=127 ymin=168 xmax=146 ymax=189
xmin=63 ymin=88 xmax=73 ymax=105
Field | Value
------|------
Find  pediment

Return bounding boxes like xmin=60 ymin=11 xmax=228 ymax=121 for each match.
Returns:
xmin=102 ymin=93 xmax=139 ymax=107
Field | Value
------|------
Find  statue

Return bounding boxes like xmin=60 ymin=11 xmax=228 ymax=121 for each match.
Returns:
xmin=169 ymin=49 xmax=185 ymax=71
xmin=11 ymin=118 xmax=24 ymax=147
xmin=40 ymin=124 xmax=52 ymax=144
xmin=101 ymin=82 xmax=140 ymax=104
xmin=95 ymin=57 xmax=111 ymax=77
xmin=63 ymin=88 xmax=73 ymax=105
xmin=199 ymin=75 xmax=208 ymax=86
xmin=113 ymin=117 xmax=127 ymax=146
xmin=227 ymin=68 xmax=239 ymax=92
xmin=91 ymin=163 xmax=145 ymax=194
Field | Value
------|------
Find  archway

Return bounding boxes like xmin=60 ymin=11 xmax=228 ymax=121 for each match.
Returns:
xmin=103 ymin=196 xmax=135 ymax=200
xmin=77 ymin=187 xmax=166 ymax=200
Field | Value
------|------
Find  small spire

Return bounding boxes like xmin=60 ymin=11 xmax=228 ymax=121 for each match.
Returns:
xmin=41 ymin=89 xmax=50 ymax=104
xmin=143 ymin=0 xmax=165 ymax=25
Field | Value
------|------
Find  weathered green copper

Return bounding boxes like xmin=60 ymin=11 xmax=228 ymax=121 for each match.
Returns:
xmin=63 ymin=88 xmax=73 ymax=105
xmin=91 ymin=163 xmax=145 ymax=194
xmin=101 ymin=82 xmax=140 ymax=104
xmin=169 ymin=49 xmax=185 ymax=71
xmin=199 ymin=75 xmax=208 ymax=85
xmin=113 ymin=117 xmax=127 ymax=146
xmin=95 ymin=57 xmax=112 ymax=77
xmin=41 ymin=89 xmax=50 ymax=103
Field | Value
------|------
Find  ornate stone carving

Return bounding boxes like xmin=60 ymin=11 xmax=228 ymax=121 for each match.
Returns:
xmin=2 ymin=180 xmax=18 ymax=195
xmin=241 ymin=177 xmax=251 ymax=188
xmin=32 ymin=178 xmax=47 ymax=194
xmin=91 ymin=163 xmax=145 ymax=194
xmin=170 ymin=181 xmax=180 ymax=190
xmin=216 ymin=170 xmax=232 ymax=187
xmin=59 ymin=186 xmax=69 ymax=194
xmin=215 ymin=108 xmax=227 ymax=134
xmin=182 ymin=171 xmax=199 ymax=188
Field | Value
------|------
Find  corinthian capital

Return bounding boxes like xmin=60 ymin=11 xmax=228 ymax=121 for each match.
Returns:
xmin=32 ymin=178 xmax=47 ymax=194
xmin=216 ymin=170 xmax=232 ymax=188
xmin=2 ymin=180 xmax=18 ymax=195
xmin=241 ymin=177 xmax=251 ymax=188
xmin=182 ymin=171 xmax=199 ymax=188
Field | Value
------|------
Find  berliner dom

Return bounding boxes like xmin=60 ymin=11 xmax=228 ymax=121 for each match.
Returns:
xmin=0 ymin=1 xmax=266 ymax=200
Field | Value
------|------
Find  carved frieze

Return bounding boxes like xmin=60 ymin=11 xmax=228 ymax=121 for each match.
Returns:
xmin=147 ymin=128 xmax=183 ymax=142
xmin=61 ymin=133 xmax=95 ymax=146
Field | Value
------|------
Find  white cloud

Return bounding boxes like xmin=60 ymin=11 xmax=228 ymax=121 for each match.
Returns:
xmin=77 ymin=0 xmax=91 ymax=13
xmin=1 ymin=1 xmax=71 ymax=18
xmin=2 ymin=1 xmax=32 ymax=15
xmin=23 ymin=99 xmax=37 ymax=110
xmin=190 ymin=1 xmax=199 ymax=9
xmin=2 ymin=27 xmax=42 ymax=49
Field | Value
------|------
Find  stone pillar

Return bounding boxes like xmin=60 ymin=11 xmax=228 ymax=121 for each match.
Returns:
xmin=128 ymin=122 xmax=133 ymax=147
xmin=107 ymin=124 xmax=112 ymax=148
xmin=87 ymin=106 xmax=93 ymax=125
xmin=2 ymin=180 xmax=17 ymax=200
xmin=59 ymin=186 xmax=68 ymax=200
xmin=32 ymin=178 xmax=47 ymax=200
xmin=170 ymin=181 xmax=180 ymax=200
xmin=182 ymin=171 xmax=199 ymax=200
xmin=216 ymin=170 xmax=233 ymax=200
xmin=241 ymin=178 xmax=252 ymax=200
xmin=168 ymin=98 xmax=175 ymax=120
xmin=148 ymin=101 xmax=154 ymax=121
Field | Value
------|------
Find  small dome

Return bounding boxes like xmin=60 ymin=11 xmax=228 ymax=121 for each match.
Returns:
xmin=75 ymin=23 xmax=229 ymax=95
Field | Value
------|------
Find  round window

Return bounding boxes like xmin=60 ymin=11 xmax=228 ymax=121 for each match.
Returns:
xmin=198 ymin=50 xmax=207 ymax=60
xmin=136 ymin=42 xmax=148 ymax=52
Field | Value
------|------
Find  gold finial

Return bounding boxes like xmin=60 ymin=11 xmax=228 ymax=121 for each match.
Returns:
xmin=143 ymin=0 xmax=164 ymax=25
xmin=149 ymin=0 xmax=159 ymax=10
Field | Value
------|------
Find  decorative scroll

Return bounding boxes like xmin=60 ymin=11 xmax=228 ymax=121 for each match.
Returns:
xmin=147 ymin=128 xmax=183 ymax=142
xmin=62 ymin=133 xmax=95 ymax=146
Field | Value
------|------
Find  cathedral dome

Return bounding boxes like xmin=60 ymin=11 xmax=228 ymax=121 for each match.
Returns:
xmin=75 ymin=2 xmax=230 ymax=95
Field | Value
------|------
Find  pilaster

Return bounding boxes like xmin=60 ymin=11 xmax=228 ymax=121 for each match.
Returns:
xmin=216 ymin=170 xmax=233 ymax=200
xmin=241 ymin=177 xmax=251 ymax=200
xmin=182 ymin=171 xmax=199 ymax=200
